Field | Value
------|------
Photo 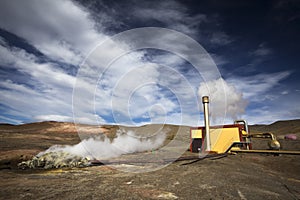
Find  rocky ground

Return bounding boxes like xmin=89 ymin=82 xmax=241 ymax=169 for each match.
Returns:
xmin=1 ymin=120 xmax=300 ymax=199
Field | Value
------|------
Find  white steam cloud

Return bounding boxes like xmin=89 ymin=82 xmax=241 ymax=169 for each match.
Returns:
xmin=198 ymin=78 xmax=248 ymax=122
xmin=37 ymin=129 xmax=166 ymax=160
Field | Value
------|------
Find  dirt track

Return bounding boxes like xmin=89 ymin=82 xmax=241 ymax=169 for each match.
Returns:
xmin=1 ymin=121 xmax=300 ymax=199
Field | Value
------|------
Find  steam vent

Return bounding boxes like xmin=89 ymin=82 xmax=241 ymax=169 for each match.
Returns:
xmin=18 ymin=152 xmax=90 ymax=169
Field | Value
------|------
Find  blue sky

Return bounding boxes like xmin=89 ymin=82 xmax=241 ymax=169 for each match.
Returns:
xmin=0 ymin=0 xmax=299 ymax=125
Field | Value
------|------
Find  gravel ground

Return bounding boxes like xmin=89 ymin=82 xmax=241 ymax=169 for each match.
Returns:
xmin=1 ymin=121 xmax=300 ymax=200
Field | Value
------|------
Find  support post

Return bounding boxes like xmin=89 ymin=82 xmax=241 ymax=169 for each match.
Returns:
xmin=202 ymin=96 xmax=211 ymax=151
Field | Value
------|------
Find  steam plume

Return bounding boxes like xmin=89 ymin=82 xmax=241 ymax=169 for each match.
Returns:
xmin=198 ymin=78 xmax=248 ymax=122
xmin=38 ymin=129 xmax=166 ymax=160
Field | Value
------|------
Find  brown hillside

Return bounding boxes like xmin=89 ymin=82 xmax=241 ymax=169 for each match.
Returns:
xmin=249 ymin=119 xmax=300 ymax=136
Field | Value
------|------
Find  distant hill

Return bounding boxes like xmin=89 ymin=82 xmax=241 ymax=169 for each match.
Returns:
xmin=1 ymin=119 xmax=300 ymax=137
xmin=0 ymin=123 xmax=15 ymax=126
xmin=0 ymin=121 xmax=74 ymax=133
xmin=249 ymin=119 xmax=300 ymax=136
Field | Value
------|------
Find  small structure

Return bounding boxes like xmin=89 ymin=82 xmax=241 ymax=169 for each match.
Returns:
xmin=190 ymin=96 xmax=284 ymax=154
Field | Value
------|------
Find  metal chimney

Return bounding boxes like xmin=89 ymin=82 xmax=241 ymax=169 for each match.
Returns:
xmin=202 ymin=96 xmax=211 ymax=151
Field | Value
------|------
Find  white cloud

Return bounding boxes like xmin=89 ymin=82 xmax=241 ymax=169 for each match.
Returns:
xmin=0 ymin=115 xmax=24 ymax=124
xmin=0 ymin=44 xmax=76 ymax=89
xmin=210 ymin=32 xmax=233 ymax=46
xmin=0 ymin=42 xmax=75 ymax=123
xmin=0 ymin=23 xmax=215 ymax=126
xmin=251 ymin=43 xmax=272 ymax=57
xmin=242 ymin=103 xmax=300 ymax=125
xmin=34 ymin=115 xmax=73 ymax=122
xmin=195 ymin=72 xmax=297 ymax=125
xmin=0 ymin=0 xmax=107 ymax=65
xmin=226 ymin=71 xmax=296 ymax=124
xmin=130 ymin=0 xmax=207 ymax=37
xmin=227 ymin=71 xmax=291 ymax=101
xmin=281 ymin=90 xmax=289 ymax=95
xmin=72 ymin=26 xmax=219 ymax=126
xmin=0 ymin=36 xmax=5 ymax=45
xmin=0 ymin=0 xmax=296 ymax=127
xmin=0 ymin=0 xmax=112 ymax=124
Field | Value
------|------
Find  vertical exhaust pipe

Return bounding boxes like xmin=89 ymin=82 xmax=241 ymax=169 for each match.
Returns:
xmin=202 ymin=96 xmax=211 ymax=151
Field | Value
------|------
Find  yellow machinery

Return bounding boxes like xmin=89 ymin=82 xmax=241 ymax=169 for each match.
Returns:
xmin=190 ymin=122 xmax=249 ymax=153
xmin=189 ymin=96 xmax=293 ymax=155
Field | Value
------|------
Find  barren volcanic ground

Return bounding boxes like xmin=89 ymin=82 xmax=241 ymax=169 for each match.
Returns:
xmin=1 ymin=120 xmax=300 ymax=199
